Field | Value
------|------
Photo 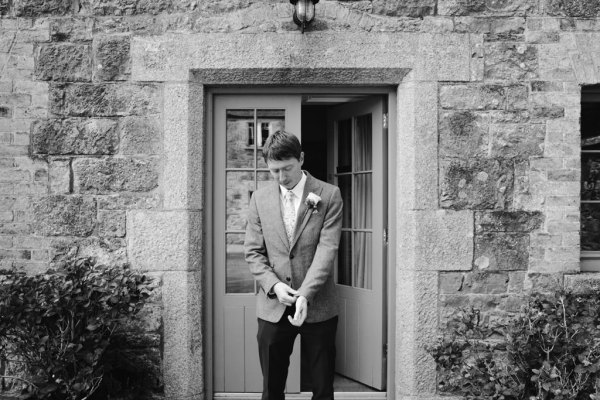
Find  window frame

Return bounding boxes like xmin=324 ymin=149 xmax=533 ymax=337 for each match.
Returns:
xmin=580 ymin=86 xmax=600 ymax=272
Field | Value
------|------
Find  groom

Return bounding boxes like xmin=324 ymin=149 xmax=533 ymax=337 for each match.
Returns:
xmin=245 ymin=130 xmax=343 ymax=400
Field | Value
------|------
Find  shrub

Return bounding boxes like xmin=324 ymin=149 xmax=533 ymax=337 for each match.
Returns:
xmin=0 ymin=257 xmax=155 ymax=400
xmin=429 ymin=291 xmax=600 ymax=400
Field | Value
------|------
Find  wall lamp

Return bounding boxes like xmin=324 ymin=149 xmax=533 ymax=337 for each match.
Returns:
xmin=290 ymin=0 xmax=319 ymax=33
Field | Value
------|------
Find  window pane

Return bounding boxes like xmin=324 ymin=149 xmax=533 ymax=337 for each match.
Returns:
xmin=256 ymin=110 xmax=285 ymax=169
xmin=337 ymin=119 xmax=352 ymax=173
xmin=355 ymin=114 xmax=372 ymax=171
xmin=227 ymin=171 xmax=255 ymax=230
xmin=337 ymin=231 xmax=352 ymax=286
xmin=582 ymin=101 xmax=600 ymax=149
xmin=354 ymin=232 xmax=372 ymax=290
xmin=226 ymin=233 xmax=254 ymax=293
xmin=338 ymin=175 xmax=351 ymax=229
xmin=226 ymin=109 xmax=255 ymax=168
xmin=582 ymin=154 xmax=600 ymax=201
xmin=582 ymin=204 xmax=600 ymax=251
xmin=354 ymin=174 xmax=372 ymax=229
xmin=256 ymin=171 xmax=272 ymax=191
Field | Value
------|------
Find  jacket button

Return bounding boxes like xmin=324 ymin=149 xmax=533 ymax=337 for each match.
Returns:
xmin=289 ymin=254 xmax=294 ymax=259
xmin=286 ymin=277 xmax=291 ymax=282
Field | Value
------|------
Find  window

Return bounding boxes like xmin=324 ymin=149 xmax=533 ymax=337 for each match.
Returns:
xmin=581 ymin=86 xmax=600 ymax=271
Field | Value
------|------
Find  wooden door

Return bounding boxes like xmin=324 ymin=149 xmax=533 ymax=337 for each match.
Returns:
xmin=327 ymin=97 xmax=387 ymax=390
xmin=213 ymin=95 xmax=302 ymax=393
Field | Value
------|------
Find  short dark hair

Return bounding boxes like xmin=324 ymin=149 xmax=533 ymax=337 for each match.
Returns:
xmin=262 ymin=130 xmax=302 ymax=163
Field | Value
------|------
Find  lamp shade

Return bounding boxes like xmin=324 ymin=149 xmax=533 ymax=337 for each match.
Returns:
xmin=290 ymin=0 xmax=319 ymax=31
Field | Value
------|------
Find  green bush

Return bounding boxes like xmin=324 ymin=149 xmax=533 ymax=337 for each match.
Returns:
xmin=0 ymin=257 xmax=155 ymax=400
xmin=429 ymin=291 xmax=600 ymax=400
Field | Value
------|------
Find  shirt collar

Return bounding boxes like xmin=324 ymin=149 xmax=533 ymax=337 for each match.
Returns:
xmin=280 ymin=171 xmax=307 ymax=199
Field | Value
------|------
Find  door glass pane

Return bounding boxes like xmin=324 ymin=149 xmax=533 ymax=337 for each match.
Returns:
xmin=227 ymin=109 xmax=255 ymax=168
xmin=337 ymin=119 xmax=352 ymax=173
xmin=582 ymin=154 xmax=600 ymax=201
xmin=227 ymin=171 xmax=255 ymax=230
xmin=582 ymin=203 xmax=600 ymax=251
xmin=338 ymin=175 xmax=352 ymax=229
xmin=338 ymin=231 xmax=352 ymax=286
xmin=354 ymin=232 xmax=372 ymax=290
xmin=226 ymin=233 xmax=254 ymax=293
xmin=355 ymin=114 xmax=372 ymax=171
xmin=256 ymin=171 xmax=272 ymax=191
xmin=256 ymin=110 xmax=285 ymax=169
xmin=354 ymin=174 xmax=372 ymax=229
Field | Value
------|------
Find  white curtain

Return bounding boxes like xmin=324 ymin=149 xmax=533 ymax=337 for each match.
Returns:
xmin=353 ymin=115 xmax=372 ymax=289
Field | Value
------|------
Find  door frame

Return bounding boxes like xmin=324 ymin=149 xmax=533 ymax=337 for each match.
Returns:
xmin=205 ymin=85 xmax=398 ymax=400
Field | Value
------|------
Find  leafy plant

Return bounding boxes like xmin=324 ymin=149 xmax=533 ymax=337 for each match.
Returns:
xmin=0 ymin=257 xmax=155 ymax=400
xmin=429 ymin=291 xmax=600 ymax=400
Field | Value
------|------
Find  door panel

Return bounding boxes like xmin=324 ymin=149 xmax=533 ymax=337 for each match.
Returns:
xmin=328 ymin=97 xmax=387 ymax=390
xmin=213 ymin=95 xmax=302 ymax=393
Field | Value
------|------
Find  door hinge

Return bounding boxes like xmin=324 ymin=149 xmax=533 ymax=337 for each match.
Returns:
xmin=382 ymin=113 xmax=388 ymax=129
xmin=383 ymin=343 xmax=388 ymax=358
xmin=383 ymin=228 xmax=388 ymax=245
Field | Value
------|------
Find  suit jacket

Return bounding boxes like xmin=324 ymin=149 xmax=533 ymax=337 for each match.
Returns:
xmin=244 ymin=172 xmax=343 ymax=323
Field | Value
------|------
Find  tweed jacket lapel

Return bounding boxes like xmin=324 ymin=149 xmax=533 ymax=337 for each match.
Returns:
xmin=290 ymin=173 xmax=323 ymax=250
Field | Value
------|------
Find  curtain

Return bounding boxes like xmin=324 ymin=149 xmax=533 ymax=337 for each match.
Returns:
xmin=354 ymin=115 xmax=372 ymax=289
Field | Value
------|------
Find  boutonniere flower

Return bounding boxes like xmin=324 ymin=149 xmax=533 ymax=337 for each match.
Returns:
xmin=305 ymin=192 xmax=321 ymax=214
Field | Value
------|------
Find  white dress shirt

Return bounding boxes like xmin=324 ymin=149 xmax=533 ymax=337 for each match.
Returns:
xmin=279 ymin=172 xmax=307 ymax=216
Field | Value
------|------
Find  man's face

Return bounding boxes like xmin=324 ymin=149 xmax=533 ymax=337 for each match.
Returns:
xmin=266 ymin=152 xmax=304 ymax=190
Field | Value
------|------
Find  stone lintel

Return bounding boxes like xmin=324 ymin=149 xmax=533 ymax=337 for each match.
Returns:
xmin=127 ymin=210 xmax=202 ymax=272
xmin=162 ymin=270 xmax=203 ymax=399
xmin=398 ymin=210 xmax=474 ymax=271
xmin=131 ymin=33 xmax=472 ymax=83
xmin=395 ymin=270 xmax=438 ymax=397
xmin=190 ymin=68 xmax=410 ymax=86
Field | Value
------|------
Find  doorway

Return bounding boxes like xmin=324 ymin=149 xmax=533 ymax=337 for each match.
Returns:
xmin=211 ymin=91 xmax=389 ymax=397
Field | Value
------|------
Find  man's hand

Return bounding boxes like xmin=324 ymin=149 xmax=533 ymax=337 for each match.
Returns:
xmin=288 ymin=295 xmax=307 ymax=327
xmin=273 ymin=282 xmax=298 ymax=307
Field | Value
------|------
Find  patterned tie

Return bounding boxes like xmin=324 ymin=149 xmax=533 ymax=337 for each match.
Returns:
xmin=283 ymin=190 xmax=296 ymax=244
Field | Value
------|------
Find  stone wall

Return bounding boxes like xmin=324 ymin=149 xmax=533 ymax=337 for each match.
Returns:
xmin=1 ymin=0 xmax=599 ymax=399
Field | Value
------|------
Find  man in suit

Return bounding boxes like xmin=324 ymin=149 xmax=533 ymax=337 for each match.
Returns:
xmin=245 ymin=130 xmax=343 ymax=400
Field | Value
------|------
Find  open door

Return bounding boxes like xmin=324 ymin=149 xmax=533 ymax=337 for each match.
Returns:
xmin=327 ymin=97 xmax=387 ymax=390
xmin=213 ymin=95 xmax=302 ymax=393
xmin=212 ymin=92 xmax=388 ymax=396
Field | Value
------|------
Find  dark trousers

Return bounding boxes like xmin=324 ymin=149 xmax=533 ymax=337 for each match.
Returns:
xmin=257 ymin=307 xmax=338 ymax=400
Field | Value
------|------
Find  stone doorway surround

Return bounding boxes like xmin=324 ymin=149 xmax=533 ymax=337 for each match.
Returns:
xmin=125 ymin=29 xmax=589 ymax=400
xmin=126 ymin=31 xmax=476 ymax=400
